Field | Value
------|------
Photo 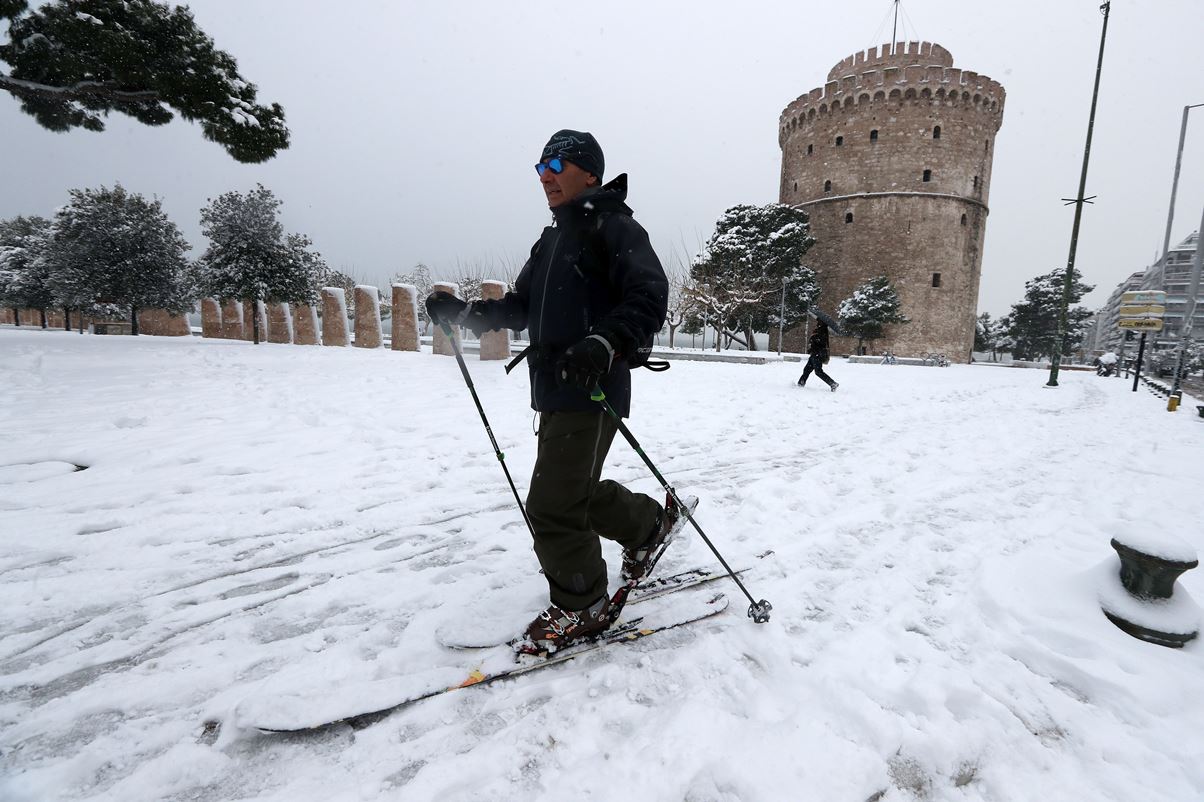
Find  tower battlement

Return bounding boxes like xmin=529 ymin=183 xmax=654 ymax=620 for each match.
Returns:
xmin=781 ymin=46 xmax=1005 ymax=137
xmin=826 ymin=40 xmax=953 ymax=82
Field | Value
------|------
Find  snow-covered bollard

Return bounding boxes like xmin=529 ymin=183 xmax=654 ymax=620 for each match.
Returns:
xmin=479 ymin=280 xmax=509 ymax=361
xmin=267 ymin=303 xmax=293 ymax=344
xmin=1099 ymin=534 xmax=1199 ymax=648
xmin=220 ymin=301 xmax=244 ymax=339
xmin=431 ymin=282 xmax=460 ymax=357
xmin=353 ymin=286 xmax=382 ymax=348
xmin=294 ymin=304 xmax=320 ymax=345
xmin=321 ymin=288 xmax=349 ymax=347
xmin=201 ymin=298 xmax=222 ymax=338
xmin=391 ymin=284 xmax=419 ymax=352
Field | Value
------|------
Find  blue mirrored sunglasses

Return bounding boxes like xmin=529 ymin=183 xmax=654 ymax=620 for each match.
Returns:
xmin=534 ymin=157 xmax=565 ymax=176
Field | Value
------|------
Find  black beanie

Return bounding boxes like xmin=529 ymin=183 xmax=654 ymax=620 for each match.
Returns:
xmin=541 ymin=129 xmax=605 ymax=180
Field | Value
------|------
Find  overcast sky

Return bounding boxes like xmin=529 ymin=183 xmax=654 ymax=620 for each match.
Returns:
xmin=3 ymin=0 xmax=1203 ymax=317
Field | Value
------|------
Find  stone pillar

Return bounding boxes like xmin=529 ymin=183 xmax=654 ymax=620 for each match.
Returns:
xmin=242 ymin=300 xmax=269 ymax=342
xmin=19 ymin=308 xmax=39 ymax=326
xmin=294 ymin=304 xmax=321 ymax=345
xmin=321 ymin=288 xmax=349 ymax=347
xmin=353 ymin=285 xmax=382 ymax=348
xmin=220 ymin=301 xmax=244 ymax=339
xmin=391 ymin=284 xmax=420 ymax=351
xmin=267 ymin=302 xmax=294 ymax=343
xmin=201 ymin=298 xmax=222 ymax=338
xmin=479 ymin=280 xmax=510 ymax=360
xmin=138 ymin=308 xmax=190 ymax=336
xmin=431 ymin=282 xmax=460 ymax=356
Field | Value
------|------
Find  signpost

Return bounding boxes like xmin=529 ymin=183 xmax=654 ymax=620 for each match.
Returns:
xmin=1118 ymin=291 xmax=1167 ymax=391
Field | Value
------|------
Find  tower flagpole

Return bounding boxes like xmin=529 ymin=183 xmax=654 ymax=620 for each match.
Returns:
xmin=891 ymin=1 xmax=899 ymax=53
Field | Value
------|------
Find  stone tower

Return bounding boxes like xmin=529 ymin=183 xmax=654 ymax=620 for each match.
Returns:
xmin=778 ymin=41 xmax=1005 ymax=359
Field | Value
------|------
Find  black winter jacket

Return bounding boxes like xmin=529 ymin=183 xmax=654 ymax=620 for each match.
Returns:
xmin=808 ymin=326 xmax=830 ymax=361
xmin=470 ymin=174 xmax=667 ymax=417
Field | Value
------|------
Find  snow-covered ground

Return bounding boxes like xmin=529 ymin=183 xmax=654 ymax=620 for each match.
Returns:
xmin=2 ymin=327 xmax=1202 ymax=802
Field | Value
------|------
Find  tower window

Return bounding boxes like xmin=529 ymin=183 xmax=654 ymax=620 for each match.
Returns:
xmin=824 ymin=180 xmax=832 ymax=192
xmin=807 ymin=143 xmax=813 ymax=155
xmin=961 ymin=213 xmax=967 ymax=226
xmin=972 ymin=175 xmax=979 ymax=190
xmin=793 ymin=181 xmax=797 ymax=192
xmin=845 ymin=212 xmax=854 ymax=224
xmin=870 ymin=129 xmax=879 ymax=141
xmin=933 ymin=125 xmax=942 ymax=139
xmin=922 ymin=169 xmax=932 ymax=182
xmin=932 ymin=272 xmax=942 ymax=288
xmin=984 ymin=139 xmax=989 ymax=151
xmin=835 ymin=136 xmax=843 ymax=146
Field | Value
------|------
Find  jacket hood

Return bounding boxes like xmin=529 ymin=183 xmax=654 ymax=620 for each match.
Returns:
xmin=552 ymin=173 xmax=632 ymax=224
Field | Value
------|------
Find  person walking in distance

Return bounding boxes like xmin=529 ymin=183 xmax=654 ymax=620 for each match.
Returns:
xmin=798 ymin=318 xmax=839 ymax=391
xmin=425 ymin=129 xmax=680 ymax=654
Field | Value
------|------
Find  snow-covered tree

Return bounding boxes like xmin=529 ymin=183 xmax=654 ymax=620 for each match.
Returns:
xmin=0 ymin=214 xmax=52 ymax=325
xmin=41 ymin=185 xmax=192 ymax=334
xmin=1002 ymin=267 xmax=1094 ymax=361
xmin=975 ymin=312 xmax=1006 ymax=362
xmin=691 ymin=203 xmax=817 ymax=350
xmin=664 ymin=265 xmax=691 ymax=348
xmin=197 ymin=185 xmax=324 ymax=343
xmin=837 ymin=275 xmax=909 ymax=355
xmin=0 ymin=0 xmax=288 ymax=162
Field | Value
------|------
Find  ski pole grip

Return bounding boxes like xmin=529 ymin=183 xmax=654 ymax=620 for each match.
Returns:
xmin=747 ymin=599 xmax=773 ymax=624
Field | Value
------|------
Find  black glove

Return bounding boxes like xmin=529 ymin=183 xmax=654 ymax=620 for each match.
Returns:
xmin=425 ymin=291 xmax=467 ymax=326
xmin=556 ymin=334 xmax=614 ymax=392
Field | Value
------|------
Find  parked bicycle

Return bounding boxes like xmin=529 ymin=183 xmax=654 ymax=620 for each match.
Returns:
xmin=880 ymin=351 xmax=898 ymax=365
xmin=922 ymin=352 xmax=950 ymax=367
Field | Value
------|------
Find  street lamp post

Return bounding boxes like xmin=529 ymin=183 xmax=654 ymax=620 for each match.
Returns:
xmin=1158 ymin=102 xmax=1204 ymax=408
xmin=1158 ymin=104 xmax=1204 ymax=267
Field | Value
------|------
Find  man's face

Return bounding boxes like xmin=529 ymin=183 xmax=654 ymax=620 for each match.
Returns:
xmin=539 ymin=159 xmax=597 ymax=208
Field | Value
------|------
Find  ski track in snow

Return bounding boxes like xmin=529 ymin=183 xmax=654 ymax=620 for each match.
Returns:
xmin=1 ymin=329 xmax=1203 ymax=802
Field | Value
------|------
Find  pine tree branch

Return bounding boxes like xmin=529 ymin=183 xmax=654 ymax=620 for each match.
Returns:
xmin=0 ymin=72 xmax=160 ymax=103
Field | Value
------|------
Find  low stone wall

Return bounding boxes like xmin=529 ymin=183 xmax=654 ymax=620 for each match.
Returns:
xmin=2 ymin=282 xmax=533 ymax=365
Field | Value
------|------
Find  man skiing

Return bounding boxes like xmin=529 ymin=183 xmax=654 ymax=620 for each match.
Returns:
xmin=425 ymin=129 xmax=676 ymax=654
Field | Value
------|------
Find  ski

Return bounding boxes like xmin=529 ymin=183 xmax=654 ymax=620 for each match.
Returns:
xmin=235 ymin=591 xmax=728 ymax=734
xmin=628 ymin=562 xmax=747 ymax=605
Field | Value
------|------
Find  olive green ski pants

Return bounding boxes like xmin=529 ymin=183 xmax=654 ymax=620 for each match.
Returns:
xmin=526 ymin=410 xmax=662 ymax=611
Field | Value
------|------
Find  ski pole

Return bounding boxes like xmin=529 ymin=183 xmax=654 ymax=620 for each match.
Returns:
xmin=439 ymin=322 xmax=537 ymax=541
xmin=591 ymin=386 xmax=772 ymax=623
